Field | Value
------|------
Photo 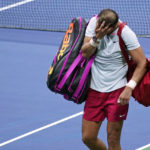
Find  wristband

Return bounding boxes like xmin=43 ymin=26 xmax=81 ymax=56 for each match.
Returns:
xmin=92 ymin=36 xmax=101 ymax=43
xmin=126 ymin=79 xmax=137 ymax=90
xmin=89 ymin=38 xmax=99 ymax=47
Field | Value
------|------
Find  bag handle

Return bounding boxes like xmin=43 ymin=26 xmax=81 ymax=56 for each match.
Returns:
xmin=72 ymin=54 xmax=96 ymax=99
xmin=57 ymin=52 xmax=84 ymax=90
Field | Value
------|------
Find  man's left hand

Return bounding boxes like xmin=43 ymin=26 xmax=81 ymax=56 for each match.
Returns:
xmin=118 ymin=86 xmax=133 ymax=105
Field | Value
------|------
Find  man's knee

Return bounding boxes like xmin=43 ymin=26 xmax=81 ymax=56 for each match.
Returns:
xmin=82 ymin=119 xmax=102 ymax=146
xmin=82 ymin=134 xmax=97 ymax=145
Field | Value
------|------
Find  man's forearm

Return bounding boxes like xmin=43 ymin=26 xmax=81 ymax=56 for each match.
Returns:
xmin=81 ymin=42 xmax=97 ymax=59
xmin=126 ymin=47 xmax=147 ymax=90
xmin=130 ymin=59 xmax=147 ymax=85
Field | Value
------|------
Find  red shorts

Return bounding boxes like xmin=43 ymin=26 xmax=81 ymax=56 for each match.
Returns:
xmin=83 ymin=87 xmax=129 ymax=122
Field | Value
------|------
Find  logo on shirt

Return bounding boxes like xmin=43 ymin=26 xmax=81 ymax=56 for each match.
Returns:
xmin=119 ymin=114 xmax=126 ymax=118
xmin=113 ymin=41 xmax=118 ymax=43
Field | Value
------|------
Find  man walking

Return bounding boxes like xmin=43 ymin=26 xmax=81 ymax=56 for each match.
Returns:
xmin=81 ymin=9 xmax=147 ymax=150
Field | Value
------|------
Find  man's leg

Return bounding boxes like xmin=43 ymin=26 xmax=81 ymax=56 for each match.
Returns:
xmin=107 ymin=121 xmax=123 ymax=150
xmin=82 ymin=119 xmax=107 ymax=150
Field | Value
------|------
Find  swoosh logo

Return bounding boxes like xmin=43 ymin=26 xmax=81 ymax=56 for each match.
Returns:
xmin=120 ymin=114 xmax=126 ymax=118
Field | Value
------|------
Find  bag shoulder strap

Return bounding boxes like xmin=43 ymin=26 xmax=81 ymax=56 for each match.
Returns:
xmin=117 ymin=22 xmax=133 ymax=69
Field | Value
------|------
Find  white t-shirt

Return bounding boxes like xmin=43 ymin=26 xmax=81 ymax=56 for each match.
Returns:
xmin=85 ymin=16 xmax=140 ymax=92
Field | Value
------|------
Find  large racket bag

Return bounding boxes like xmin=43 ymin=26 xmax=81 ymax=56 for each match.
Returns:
xmin=46 ymin=17 xmax=95 ymax=104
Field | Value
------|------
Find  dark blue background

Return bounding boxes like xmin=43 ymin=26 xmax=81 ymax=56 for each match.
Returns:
xmin=0 ymin=0 xmax=150 ymax=35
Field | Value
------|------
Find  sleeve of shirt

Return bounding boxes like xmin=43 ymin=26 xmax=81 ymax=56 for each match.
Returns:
xmin=121 ymin=25 xmax=140 ymax=50
xmin=85 ymin=16 xmax=97 ymax=37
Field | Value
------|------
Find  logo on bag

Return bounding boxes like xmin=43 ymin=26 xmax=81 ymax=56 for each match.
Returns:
xmin=57 ymin=23 xmax=74 ymax=61
xmin=48 ymin=66 xmax=53 ymax=75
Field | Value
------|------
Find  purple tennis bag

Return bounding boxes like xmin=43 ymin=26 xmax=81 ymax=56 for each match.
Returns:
xmin=46 ymin=17 xmax=95 ymax=104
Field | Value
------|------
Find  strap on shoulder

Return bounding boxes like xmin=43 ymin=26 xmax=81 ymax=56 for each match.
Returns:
xmin=117 ymin=22 xmax=132 ymax=69
xmin=117 ymin=22 xmax=126 ymax=36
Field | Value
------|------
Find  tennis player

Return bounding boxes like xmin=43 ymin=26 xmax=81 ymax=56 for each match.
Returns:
xmin=81 ymin=9 xmax=147 ymax=150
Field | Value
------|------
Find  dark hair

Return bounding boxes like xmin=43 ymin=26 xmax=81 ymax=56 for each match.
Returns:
xmin=98 ymin=9 xmax=119 ymax=27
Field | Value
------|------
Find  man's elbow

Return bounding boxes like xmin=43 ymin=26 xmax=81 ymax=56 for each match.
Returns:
xmin=138 ymin=58 xmax=147 ymax=70
xmin=143 ymin=58 xmax=148 ymax=69
xmin=81 ymin=51 xmax=89 ymax=59
xmin=82 ymin=53 xmax=89 ymax=59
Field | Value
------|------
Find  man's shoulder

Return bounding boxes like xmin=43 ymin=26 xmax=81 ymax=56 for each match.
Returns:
xmin=121 ymin=24 xmax=140 ymax=50
xmin=88 ymin=16 xmax=97 ymax=24
xmin=121 ymin=24 xmax=137 ymax=39
xmin=85 ymin=16 xmax=97 ymax=37
xmin=122 ymin=25 xmax=134 ymax=34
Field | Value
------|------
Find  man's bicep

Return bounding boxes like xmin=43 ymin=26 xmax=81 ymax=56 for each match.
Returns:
xmin=128 ymin=47 xmax=146 ymax=64
xmin=122 ymin=26 xmax=140 ymax=50
xmin=85 ymin=17 xmax=97 ymax=37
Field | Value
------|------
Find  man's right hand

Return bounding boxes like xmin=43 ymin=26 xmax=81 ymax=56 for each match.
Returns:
xmin=95 ymin=21 xmax=112 ymax=39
